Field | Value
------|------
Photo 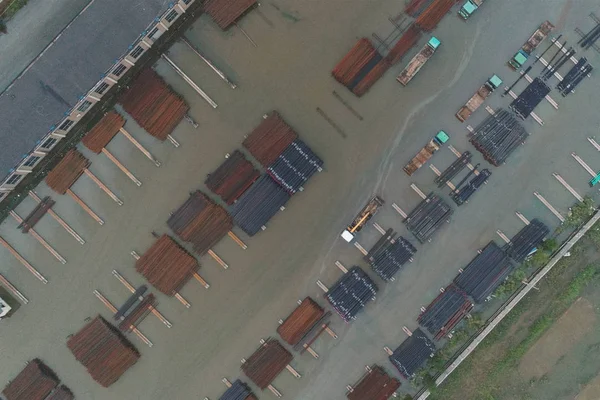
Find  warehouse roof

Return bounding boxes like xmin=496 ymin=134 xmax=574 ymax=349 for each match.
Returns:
xmin=0 ymin=0 xmax=171 ymax=179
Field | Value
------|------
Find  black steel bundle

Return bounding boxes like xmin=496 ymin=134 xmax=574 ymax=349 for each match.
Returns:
xmin=388 ymin=328 xmax=436 ymax=379
xmin=326 ymin=266 xmax=378 ymax=322
xmin=435 ymin=151 xmax=471 ymax=188
xmin=219 ymin=379 xmax=257 ymax=400
xmin=542 ymin=46 xmax=576 ymax=81
xmin=580 ymin=23 xmax=600 ymax=49
xmin=418 ymin=284 xmax=473 ymax=340
xmin=454 ymin=241 xmax=512 ymax=303
xmin=404 ymin=193 xmax=453 ymax=243
xmin=267 ymin=139 xmax=324 ymax=194
xmin=231 ymin=175 xmax=290 ymax=236
xmin=364 ymin=228 xmax=417 ymax=281
xmin=503 ymin=219 xmax=550 ymax=263
xmin=469 ymin=109 xmax=528 ymax=166
xmin=510 ymin=78 xmax=551 ymax=119
xmin=556 ymin=58 xmax=593 ymax=97
xmin=451 ymin=169 xmax=491 ymax=206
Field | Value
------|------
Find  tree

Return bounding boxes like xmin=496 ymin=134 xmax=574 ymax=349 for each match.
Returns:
xmin=0 ymin=20 xmax=6 ymax=34
xmin=565 ymin=196 xmax=596 ymax=227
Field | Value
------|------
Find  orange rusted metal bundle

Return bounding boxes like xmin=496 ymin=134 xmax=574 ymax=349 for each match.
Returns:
xmin=167 ymin=191 xmax=233 ymax=255
xmin=204 ymin=0 xmax=257 ymax=30
xmin=82 ymin=111 xmax=125 ymax=153
xmin=2 ymin=359 xmax=60 ymax=400
xmin=45 ymin=149 xmax=90 ymax=194
xmin=243 ymin=111 xmax=298 ymax=167
xmin=415 ymin=0 xmax=459 ymax=31
xmin=405 ymin=0 xmax=436 ymax=17
xmin=205 ymin=150 xmax=260 ymax=205
xmin=347 ymin=365 xmax=400 ymax=400
xmin=135 ymin=234 xmax=199 ymax=295
xmin=332 ymin=38 xmax=379 ymax=87
xmin=120 ymin=68 xmax=189 ymax=141
xmin=242 ymin=338 xmax=293 ymax=390
xmin=277 ymin=297 xmax=325 ymax=346
xmin=352 ymin=59 xmax=392 ymax=97
xmin=45 ymin=386 xmax=74 ymax=400
xmin=386 ymin=24 xmax=423 ymax=65
xmin=67 ymin=316 xmax=140 ymax=387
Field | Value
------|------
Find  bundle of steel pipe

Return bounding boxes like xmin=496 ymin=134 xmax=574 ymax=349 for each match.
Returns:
xmin=119 ymin=68 xmax=189 ymax=141
xmin=219 ymin=379 xmax=257 ymax=400
xmin=453 ymin=241 xmax=512 ymax=303
xmin=385 ymin=24 xmax=422 ymax=65
xmin=277 ymin=297 xmax=325 ymax=345
xmin=352 ymin=59 xmax=393 ymax=97
xmin=135 ymin=234 xmax=199 ymax=295
xmin=557 ymin=58 xmax=593 ymax=97
xmin=45 ymin=149 xmax=90 ymax=194
xmin=451 ymin=169 xmax=491 ymax=206
xmin=435 ymin=151 xmax=471 ymax=188
xmin=118 ymin=293 xmax=156 ymax=332
xmin=18 ymin=196 xmax=55 ymax=233
xmin=388 ymin=328 xmax=436 ymax=379
xmin=418 ymin=284 xmax=473 ymax=340
xmin=206 ymin=150 xmax=260 ymax=205
xmin=580 ymin=23 xmax=600 ymax=49
xmin=542 ymin=46 xmax=575 ymax=80
xmin=167 ymin=191 xmax=233 ymax=255
xmin=364 ymin=228 xmax=417 ymax=281
xmin=242 ymin=338 xmax=293 ymax=390
xmin=45 ymin=385 xmax=74 ymax=400
xmin=292 ymin=311 xmax=332 ymax=353
xmin=559 ymin=63 xmax=593 ymax=97
xmin=404 ymin=193 xmax=453 ymax=243
xmin=469 ymin=109 xmax=528 ymax=166
xmin=82 ymin=111 xmax=126 ymax=153
xmin=503 ymin=219 xmax=550 ymax=263
xmin=231 ymin=175 xmax=290 ymax=236
xmin=67 ymin=316 xmax=140 ymax=387
xmin=243 ymin=111 xmax=299 ymax=167
xmin=204 ymin=0 xmax=257 ymax=30
xmin=405 ymin=0 xmax=437 ymax=18
xmin=415 ymin=0 xmax=458 ymax=31
xmin=332 ymin=38 xmax=378 ymax=86
xmin=2 ymin=359 xmax=59 ymax=400
xmin=510 ymin=77 xmax=551 ymax=120
xmin=347 ymin=365 xmax=400 ymax=400
xmin=268 ymin=139 xmax=324 ymax=194
xmin=325 ymin=266 xmax=378 ymax=322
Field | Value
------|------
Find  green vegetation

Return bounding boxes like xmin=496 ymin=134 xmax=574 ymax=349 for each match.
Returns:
xmin=565 ymin=196 xmax=596 ymax=227
xmin=0 ymin=0 xmax=29 ymax=20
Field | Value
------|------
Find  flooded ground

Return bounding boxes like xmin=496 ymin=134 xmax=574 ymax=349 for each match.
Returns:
xmin=1 ymin=0 xmax=600 ymax=399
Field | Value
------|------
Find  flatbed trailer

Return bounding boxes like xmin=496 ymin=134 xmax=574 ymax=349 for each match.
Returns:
xmin=508 ymin=21 xmax=555 ymax=70
xmin=397 ymin=37 xmax=441 ymax=86
xmin=456 ymin=75 xmax=502 ymax=122
xmin=403 ymin=131 xmax=450 ymax=176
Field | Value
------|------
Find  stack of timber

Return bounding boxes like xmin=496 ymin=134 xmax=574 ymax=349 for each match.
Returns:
xmin=219 ymin=379 xmax=257 ymax=400
xmin=117 ymin=293 xmax=156 ymax=332
xmin=268 ymin=139 xmax=324 ymax=194
xmin=46 ymin=386 xmax=75 ymax=400
xmin=415 ymin=0 xmax=458 ymax=31
xmin=45 ymin=149 xmax=90 ymax=194
xmin=347 ymin=365 xmax=400 ymax=400
xmin=418 ymin=284 xmax=473 ymax=340
xmin=435 ymin=152 xmax=471 ymax=188
xmin=503 ymin=219 xmax=550 ymax=263
xmin=365 ymin=228 xmax=417 ymax=281
xmin=18 ymin=196 xmax=55 ymax=233
xmin=242 ymin=338 xmax=293 ymax=390
xmin=388 ymin=328 xmax=436 ymax=379
xmin=451 ymin=169 xmax=492 ymax=206
xmin=469 ymin=109 xmax=528 ymax=166
xmin=454 ymin=241 xmax=512 ymax=303
xmin=82 ymin=111 xmax=125 ymax=153
xmin=556 ymin=58 xmax=593 ymax=97
xmin=119 ymin=68 xmax=189 ymax=141
xmin=278 ymin=297 xmax=325 ymax=345
xmin=136 ymin=235 xmax=198 ymax=295
xmin=405 ymin=0 xmax=437 ymax=18
xmin=67 ymin=316 xmax=140 ymax=387
xmin=205 ymin=150 xmax=260 ymax=205
xmin=326 ymin=266 xmax=378 ymax=322
xmin=510 ymin=78 xmax=551 ymax=119
xmin=231 ymin=175 xmax=290 ymax=236
xmin=404 ymin=193 xmax=453 ymax=243
xmin=386 ymin=24 xmax=423 ymax=65
xmin=332 ymin=39 xmax=379 ymax=88
xmin=167 ymin=191 xmax=233 ymax=255
xmin=243 ymin=111 xmax=299 ymax=166
xmin=2 ymin=359 xmax=59 ymax=400
xmin=204 ymin=0 xmax=257 ymax=30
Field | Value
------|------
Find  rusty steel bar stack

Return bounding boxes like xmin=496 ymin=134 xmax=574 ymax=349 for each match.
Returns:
xmin=347 ymin=365 xmax=400 ymax=400
xmin=204 ymin=0 xmax=257 ymax=30
xmin=82 ymin=111 xmax=125 ymax=153
xmin=18 ymin=196 xmax=55 ymax=233
xmin=242 ymin=339 xmax=293 ymax=390
xmin=326 ymin=266 xmax=378 ymax=322
xmin=386 ymin=24 xmax=423 ymax=65
xmin=67 ymin=316 xmax=140 ymax=387
xmin=503 ymin=219 xmax=550 ymax=263
xmin=243 ymin=111 xmax=299 ymax=167
xmin=404 ymin=193 xmax=453 ymax=243
xmin=332 ymin=38 xmax=379 ymax=88
xmin=415 ymin=0 xmax=459 ymax=31
xmin=405 ymin=0 xmax=437 ymax=17
xmin=278 ymin=297 xmax=325 ymax=345
xmin=119 ymin=68 xmax=189 ymax=141
xmin=135 ymin=234 xmax=199 ymax=295
xmin=117 ymin=293 xmax=156 ymax=333
xmin=167 ymin=191 xmax=233 ymax=255
xmin=388 ymin=328 xmax=436 ymax=379
xmin=268 ymin=139 xmax=324 ymax=194
xmin=418 ymin=284 xmax=473 ymax=340
xmin=365 ymin=228 xmax=417 ymax=281
xmin=352 ymin=59 xmax=393 ymax=97
xmin=205 ymin=150 xmax=260 ymax=205
xmin=45 ymin=149 xmax=90 ymax=194
xmin=218 ymin=379 xmax=257 ymax=400
xmin=45 ymin=386 xmax=75 ymax=400
xmin=2 ymin=359 xmax=59 ymax=400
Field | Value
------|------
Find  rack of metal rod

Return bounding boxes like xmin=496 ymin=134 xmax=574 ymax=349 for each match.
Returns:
xmin=435 ymin=151 xmax=471 ymax=188
xmin=503 ymin=219 xmax=550 ymax=263
xmin=404 ymin=193 xmax=453 ymax=243
xmin=387 ymin=328 xmax=435 ymax=379
xmin=451 ymin=169 xmax=491 ymax=206
xmin=364 ymin=228 xmax=417 ymax=281
xmin=510 ymin=78 xmax=551 ymax=120
xmin=324 ymin=266 xmax=378 ymax=322
xmin=418 ymin=284 xmax=473 ymax=340
xmin=556 ymin=57 xmax=593 ymax=97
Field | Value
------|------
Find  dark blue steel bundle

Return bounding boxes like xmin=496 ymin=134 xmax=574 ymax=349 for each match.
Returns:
xmin=388 ymin=328 xmax=436 ymax=379
xmin=364 ymin=228 xmax=417 ymax=281
xmin=454 ymin=241 xmax=512 ymax=303
xmin=326 ymin=266 xmax=378 ymax=322
xmin=231 ymin=175 xmax=290 ymax=236
xmin=417 ymin=284 xmax=473 ymax=340
xmin=451 ymin=169 xmax=491 ymax=206
xmin=510 ymin=78 xmax=551 ymax=120
xmin=404 ymin=193 xmax=453 ymax=243
xmin=267 ymin=139 xmax=324 ymax=194
xmin=219 ymin=379 xmax=256 ymax=400
xmin=556 ymin=58 xmax=593 ymax=97
xmin=503 ymin=218 xmax=550 ymax=263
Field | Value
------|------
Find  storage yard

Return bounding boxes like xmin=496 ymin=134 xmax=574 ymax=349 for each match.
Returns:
xmin=1 ymin=0 xmax=600 ymax=399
